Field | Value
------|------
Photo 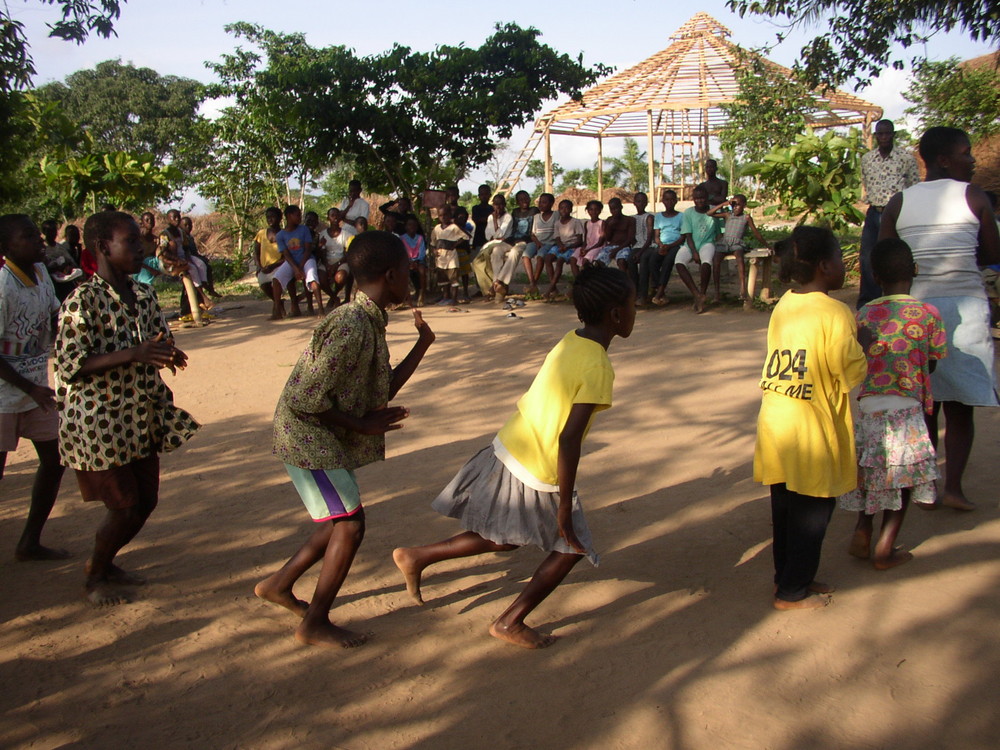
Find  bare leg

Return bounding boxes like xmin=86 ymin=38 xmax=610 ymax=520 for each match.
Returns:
xmin=699 ymin=262 xmax=712 ymax=296
xmin=490 ymin=551 xmax=582 ymax=649
xmin=16 ymin=439 xmax=68 ymax=561
xmin=295 ymin=513 xmax=369 ymax=648
xmin=522 ymin=255 xmax=537 ymax=294
xmin=940 ymin=401 xmax=976 ymax=510
xmin=676 ymin=265 xmax=705 ymax=313
xmin=270 ymin=279 xmax=285 ymax=319
xmin=735 ymin=251 xmax=747 ymax=300
xmin=86 ymin=496 xmax=157 ymax=606
xmin=254 ymin=522 xmax=333 ymax=617
xmin=873 ymin=490 xmax=913 ymax=569
xmin=849 ymin=511 xmax=873 ymax=559
xmin=393 ymin=531 xmax=518 ymax=605
xmin=711 ymin=254 xmax=723 ymax=301
xmin=310 ymin=282 xmax=325 ymax=316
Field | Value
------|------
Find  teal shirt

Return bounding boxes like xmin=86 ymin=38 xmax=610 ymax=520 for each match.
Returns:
xmin=680 ymin=207 xmax=721 ymax=249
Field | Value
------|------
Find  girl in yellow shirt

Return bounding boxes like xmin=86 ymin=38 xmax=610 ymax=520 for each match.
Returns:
xmin=754 ymin=226 xmax=866 ymax=610
xmin=394 ymin=266 xmax=636 ymax=649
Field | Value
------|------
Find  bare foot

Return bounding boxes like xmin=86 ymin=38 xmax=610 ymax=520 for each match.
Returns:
xmin=15 ymin=543 xmax=71 ymax=562
xmin=85 ymin=561 xmax=145 ymax=586
xmin=289 ymin=307 xmax=302 ymax=318
xmin=941 ymin=491 xmax=976 ymax=511
xmin=294 ymin=621 xmax=369 ymax=648
xmin=107 ymin=564 xmax=146 ymax=586
xmin=489 ymin=620 xmax=557 ymax=649
xmin=392 ymin=547 xmax=425 ymax=605
xmin=808 ymin=580 xmax=836 ymax=594
xmin=693 ymin=293 xmax=706 ymax=314
xmin=86 ymin=584 xmax=131 ymax=607
xmin=873 ymin=548 xmax=913 ymax=570
xmin=773 ymin=581 xmax=836 ymax=595
xmin=254 ymin=579 xmax=309 ymax=617
xmin=848 ymin=529 xmax=872 ymax=559
xmin=773 ymin=594 xmax=830 ymax=611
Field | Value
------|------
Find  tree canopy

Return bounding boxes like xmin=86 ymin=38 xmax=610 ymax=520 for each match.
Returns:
xmin=904 ymin=57 xmax=1000 ymax=143
xmin=1 ymin=0 xmax=123 ymax=92
xmin=38 ymin=59 xmax=208 ymax=182
xmin=719 ymin=51 xmax=828 ymax=164
xmin=726 ymin=0 xmax=1000 ymax=88
xmin=205 ymin=22 xmax=609 ymax=204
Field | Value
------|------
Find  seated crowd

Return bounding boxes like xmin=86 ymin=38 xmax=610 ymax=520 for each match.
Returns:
xmin=3 ymin=174 xmax=770 ymax=322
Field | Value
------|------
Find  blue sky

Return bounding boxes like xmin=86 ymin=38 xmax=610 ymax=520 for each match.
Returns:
xmin=13 ymin=0 xmax=997 ymax=196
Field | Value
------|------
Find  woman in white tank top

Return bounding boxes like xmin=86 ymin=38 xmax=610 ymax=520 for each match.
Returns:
xmin=880 ymin=127 xmax=1000 ymax=511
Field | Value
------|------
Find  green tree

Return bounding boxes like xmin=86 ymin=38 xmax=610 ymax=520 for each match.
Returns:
xmin=726 ymin=0 xmax=1000 ymax=88
xmin=37 ymin=60 xmax=208 ymax=183
xmin=205 ymin=23 xmax=609 ymax=209
xmin=526 ymin=159 xmax=564 ymax=195
xmin=557 ymin=167 xmax=599 ymax=193
xmin=1 ymin=1 xmax=123 ymax=92
xmin=5 ymin=92 xmax=180 ymax=218
xmin=742 ymin=128 xmax=866 ymax=233
xmin=196 ymin=107 xmax=286 ymax=258
xmin=1 ymin=1 xmax=126 ymax=203
xmin=719 ymin=51 xmax=829 ymax=165
xmin=903 ymin=58 xmax=1000 ymax=142
xmin=604 ymin=138 xmax=656 ymax=192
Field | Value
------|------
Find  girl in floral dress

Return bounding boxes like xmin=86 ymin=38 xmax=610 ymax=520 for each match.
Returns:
xmin=841 ymin=238 xmax=947 ymax=570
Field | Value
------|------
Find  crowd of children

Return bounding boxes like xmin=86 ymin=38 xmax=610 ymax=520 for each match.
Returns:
xmin=2 ymin=133 xmax=999 ymax=647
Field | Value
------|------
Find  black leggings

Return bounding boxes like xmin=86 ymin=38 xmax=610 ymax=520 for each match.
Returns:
xmin=770 ymin=483 xmax=835 ymax=602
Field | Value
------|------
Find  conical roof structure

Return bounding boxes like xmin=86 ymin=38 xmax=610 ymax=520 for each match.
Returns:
xmin=500 ymin=12 xmax=883 ymax=197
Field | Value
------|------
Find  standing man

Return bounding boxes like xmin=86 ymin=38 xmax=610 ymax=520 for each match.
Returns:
xmin=696 ymin=159 xmax=729 ymax=205
xmin=339 ymin=180 xmax=371 ymax=226
xmin=858 ymin=119 xmax=920 ymax=308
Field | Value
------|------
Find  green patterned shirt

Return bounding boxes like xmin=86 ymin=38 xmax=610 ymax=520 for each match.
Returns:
xmin=272 ymin=290 xmax=391 ymax=470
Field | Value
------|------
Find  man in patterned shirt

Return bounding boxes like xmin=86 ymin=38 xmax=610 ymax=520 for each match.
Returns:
xmin=858 ymin=120 xmax=920 ymax=308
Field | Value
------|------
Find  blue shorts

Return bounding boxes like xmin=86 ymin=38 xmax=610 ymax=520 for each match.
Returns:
xmin=523 ymin=242 xmax=556 ymax=259
xmin=547 ymin=246 xmax=575 ymax=262
xmin=596 ymin=246 xmax=631 ymax=265
xmin=284 ymin=464 xmax=362 ymax=522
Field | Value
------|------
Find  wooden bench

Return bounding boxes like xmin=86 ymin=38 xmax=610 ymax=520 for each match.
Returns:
xmin=723 ymin=248 xmax=774 ymax=308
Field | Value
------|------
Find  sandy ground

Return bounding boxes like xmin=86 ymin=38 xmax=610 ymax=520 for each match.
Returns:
xmin=2 ymin=286 xmax=1000 ymax=750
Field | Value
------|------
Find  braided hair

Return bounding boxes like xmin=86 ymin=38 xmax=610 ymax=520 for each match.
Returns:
xmin=572 ymin=265 xmax=633 ymax=325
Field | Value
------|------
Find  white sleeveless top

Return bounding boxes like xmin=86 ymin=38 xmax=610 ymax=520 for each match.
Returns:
xmin=897 ymin=179 xmax=984 ymax=299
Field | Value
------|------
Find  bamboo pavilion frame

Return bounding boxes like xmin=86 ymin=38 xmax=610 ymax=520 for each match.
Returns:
xmin=500 ymin=12 xmax=883 ymax=198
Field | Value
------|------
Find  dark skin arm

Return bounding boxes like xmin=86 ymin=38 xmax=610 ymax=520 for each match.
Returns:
xmin=73 ymin=332 xmax=187 ymax=379
xmin=0 ymin=358 xmax=55 ymax=410
xmin=295 ymin=310 xmax=436 ymax=434
xmin=556 ymin=402 xmax=597 ymax=554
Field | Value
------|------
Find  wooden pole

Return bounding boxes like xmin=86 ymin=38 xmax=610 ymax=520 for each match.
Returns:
xmin=597 ymin=136 xmax=604 ymax=199
xmin=544 ymin=127 xmax=553 ymax=193
xmin=646 ymin=109 xmax=656 ymax=197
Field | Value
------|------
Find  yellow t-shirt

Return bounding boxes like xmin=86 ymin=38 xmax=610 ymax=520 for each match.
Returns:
xmin=753 ymin=290 xmax=867 ymax=498
xmin=254 ymin=228 xmax=281 ymax=267
xmin=495 ymin=331 xmax=614 ymax=490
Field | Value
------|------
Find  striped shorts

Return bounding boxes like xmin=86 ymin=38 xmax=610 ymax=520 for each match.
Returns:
xmin=284 ymin=464 xmax=362 ymax=522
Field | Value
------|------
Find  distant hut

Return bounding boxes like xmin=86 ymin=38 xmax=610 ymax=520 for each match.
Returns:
xmin=499 ymin=12 xmax=882 ymax=199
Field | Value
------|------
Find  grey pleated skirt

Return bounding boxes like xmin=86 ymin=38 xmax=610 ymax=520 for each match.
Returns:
xmin=431 ymin=446 xmax=599 ymax=565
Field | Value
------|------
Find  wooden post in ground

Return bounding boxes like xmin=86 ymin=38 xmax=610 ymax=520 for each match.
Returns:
xmin=181 ymin=274 xmax=203 ymax=326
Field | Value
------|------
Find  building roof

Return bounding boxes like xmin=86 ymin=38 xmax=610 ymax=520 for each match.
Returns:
xmin=541 ymin=12 xmax=882 ymax=139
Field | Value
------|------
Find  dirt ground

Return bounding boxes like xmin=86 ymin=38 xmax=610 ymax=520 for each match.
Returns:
xmin=2 ymin=290 xmax=999 ymax=750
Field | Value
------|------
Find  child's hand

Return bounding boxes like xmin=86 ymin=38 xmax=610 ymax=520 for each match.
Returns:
xmin=27 ymin=384 xmax=57 ymax=412
xmin=355 ymin=406 xmax=409 ymax=435
xmin=557 ymin=505 xmax=586 ymax=554
xmin=294 ymin=268 xmax=305 ymax=282
xmin=133 ymin=333 xmax=181 ymax=370
xmin=413 ymin=310 xmax=435 ymax=345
